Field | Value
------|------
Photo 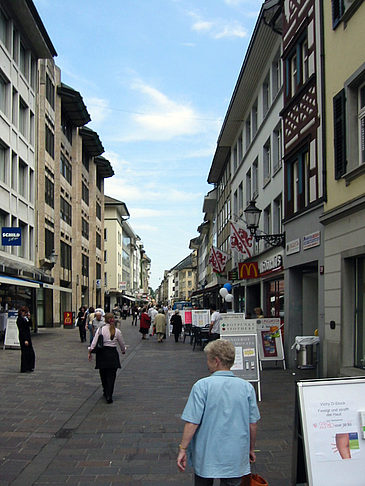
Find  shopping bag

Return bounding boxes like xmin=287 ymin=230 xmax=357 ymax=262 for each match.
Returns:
xmin=241 ymin=473 xmax=268 ymax=486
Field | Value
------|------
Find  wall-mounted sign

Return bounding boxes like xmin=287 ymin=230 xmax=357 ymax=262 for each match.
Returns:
xmin=2 ymin=227 xmax=21 ymax=246
xmin=303 ymin=231 xmax=320 ymax=250
xmin=228 ymin=269 xmax=239 ymax=280
xmin=238 ymin=262 xmax=259 ymax=280
xmin=119 ymin=281 xmax=127 ymax=290
xmin=286 ymin=238 xmax=300 ymax=255
xmin=96 ymin=279 xmax=101 ymax=289
xmin=259 ymin=254 xmax=283 ymax=275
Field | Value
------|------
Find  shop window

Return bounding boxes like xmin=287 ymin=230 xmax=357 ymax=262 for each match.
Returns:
xmin=355 ymin=257 xmax=365 ymax=369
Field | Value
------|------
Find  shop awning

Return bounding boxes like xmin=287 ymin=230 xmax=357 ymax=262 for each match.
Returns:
xmin=123 ymin=295 xmax=136 ymax=301
xmin=0 ymin=275 xmax=40 ymax=288
xmin=43 ymin=283 xmax=72 ymax=293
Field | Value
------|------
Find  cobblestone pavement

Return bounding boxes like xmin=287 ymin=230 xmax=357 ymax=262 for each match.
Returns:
xmin=0 ymin=317 xmax=315 ymax=485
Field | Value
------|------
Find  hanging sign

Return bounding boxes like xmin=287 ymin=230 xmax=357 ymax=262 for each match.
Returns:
xmin=2 ymin=227 xmax=22 ymax=246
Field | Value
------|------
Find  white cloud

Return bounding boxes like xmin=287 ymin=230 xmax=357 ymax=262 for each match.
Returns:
xmin=85 ymin=96 xmax=110 ymax=124
xmin=129 ymin=208 xmax=171 ymax=219
xmin=131 ymin=223 xmax=159 ymax=233
xmin=187 ymin=11 xmax=247 ymax=39
xmin=110 ymin=79 xmax=208 ymax=142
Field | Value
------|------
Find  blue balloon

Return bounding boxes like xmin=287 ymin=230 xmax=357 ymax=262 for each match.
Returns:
xmin=223 ymin=283 xmax=232 ymax=292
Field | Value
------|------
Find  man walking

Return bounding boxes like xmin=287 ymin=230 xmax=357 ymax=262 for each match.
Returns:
xmin=177 ymin=339 xmax=260 ymax=485
xmin=209 ymin=304 xmax=221 ymax=341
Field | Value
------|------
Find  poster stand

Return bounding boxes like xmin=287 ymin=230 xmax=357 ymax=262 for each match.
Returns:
xmin=293 ymin=376 xmax=365 ymax=486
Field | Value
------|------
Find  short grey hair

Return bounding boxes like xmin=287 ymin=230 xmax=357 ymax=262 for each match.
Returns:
xmin=204 ymin=339 xmax=235 ymax=368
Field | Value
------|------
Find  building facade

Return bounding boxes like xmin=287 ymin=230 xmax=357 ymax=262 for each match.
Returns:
xmin=320 ymin=0 xmax=365 ymax=376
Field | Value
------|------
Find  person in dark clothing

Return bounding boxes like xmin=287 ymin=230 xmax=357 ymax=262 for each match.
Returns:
xmin=77 ymin=306 xmax=87 ymax=342
xmin=131 ymin=305 xmax=139 ymax=326
xmin=170 ymin=309 xmax=183 ymax=343
xmin=16 ymin=306 xmax=35 ymax=373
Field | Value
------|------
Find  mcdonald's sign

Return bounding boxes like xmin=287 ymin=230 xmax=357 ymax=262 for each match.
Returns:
xmin=238 ymin=262 xmax=259 ymax=279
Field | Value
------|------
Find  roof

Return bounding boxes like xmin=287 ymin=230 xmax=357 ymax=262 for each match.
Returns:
xmin=95 ymin=155 xmax=114 ymax=178
xmin=58 ymin=83 xmax=91 ymax=127
xmin=79 ymin=127 xmax=104 ymax=157
xmin=207 ymin=1 xmax=281 ymax=184
xmin=6 ymin=0 xmax=57 ymax=58
xmin=172 ymin=254 xmax=194 ymax=272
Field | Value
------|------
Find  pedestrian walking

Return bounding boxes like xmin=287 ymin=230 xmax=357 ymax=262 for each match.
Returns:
xmin=88 ymin=313 xmax=126 ymax=404
xmin=139 ymin=307 xmax=150 ymax=339
xmin=170 ymin=309 xmax=183 ymax=343
xmin=86 ymin=306 xmax=95 ymax=344
xmin=76 ymin=306 xmax=87 ymax=342
xmin=148 ymin=306 xmax=158 ymax=335
xmin=92 ymin=309 xmax=105 ymax=335
xmin=177 ymin=339 xmax=260 ymax=485
xmin=131 ymin=304 xmax=139 ymax=326
xmin=209 ymin=304 xmax=221 ymax=341
xmin=155 ymin=309 xmax=166 ymax=342
xmin=16 ymin=306 xmax=35 ymax=373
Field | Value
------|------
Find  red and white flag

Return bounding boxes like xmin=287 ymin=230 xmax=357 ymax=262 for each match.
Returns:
xmin=230 ymin=221 xmax=253 ymax=259
xmin=208 ymin=246 xmax=229 ymax=274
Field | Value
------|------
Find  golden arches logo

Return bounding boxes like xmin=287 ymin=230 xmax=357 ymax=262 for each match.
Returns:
xmin=238 ymin=262 xmax=259 ymax=279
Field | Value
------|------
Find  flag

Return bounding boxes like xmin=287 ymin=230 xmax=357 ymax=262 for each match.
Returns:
xmin=230 ymin=221 xmax=253 ymax=259
xmin=208 ymin=246 xmax=229 ymax=274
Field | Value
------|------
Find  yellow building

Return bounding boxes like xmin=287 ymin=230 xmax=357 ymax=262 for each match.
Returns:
xmin=320 ymin=0 xmax=365 ymax=375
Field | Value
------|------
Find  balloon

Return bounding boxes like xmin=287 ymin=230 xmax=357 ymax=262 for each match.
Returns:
xmin=219 ymin=288 xmax=228 ymax=298
xmin=225 ymin=294 xmax=234 ymax=302
xmin=223 ymin=283 xmax=232 ymax=292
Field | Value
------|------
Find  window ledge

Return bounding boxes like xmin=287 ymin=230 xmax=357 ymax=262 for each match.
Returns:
xmin=344 ymin=163 xmax=365 ymax=186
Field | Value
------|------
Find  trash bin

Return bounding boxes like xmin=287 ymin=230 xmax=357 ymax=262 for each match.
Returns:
xmin=291 ymin=336 xmax=320 ymax=369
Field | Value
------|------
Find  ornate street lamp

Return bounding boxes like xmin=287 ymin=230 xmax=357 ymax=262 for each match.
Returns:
xmin=244 ymin=200 xmax=285 ymax=247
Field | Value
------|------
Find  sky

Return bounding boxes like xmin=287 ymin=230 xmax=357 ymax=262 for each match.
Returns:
xmin=33 ymin=0 xmax=262 ymax=289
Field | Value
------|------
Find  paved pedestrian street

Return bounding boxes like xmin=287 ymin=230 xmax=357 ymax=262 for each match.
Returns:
xmin=0 ymin=317 xmax=314 ymax=485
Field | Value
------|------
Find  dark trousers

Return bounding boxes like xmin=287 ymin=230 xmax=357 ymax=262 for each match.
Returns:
xmin=173 ymin=332 xmax=180 ymax=342
xmin=209 ymin=333 xmax=220 ymax=341
xmin=20 ymin=343 xmax=35 ymax=372
xmin=194 ymin=474 xmax=243 ymax=486
xmin=99 ymin=368 xmax=117 ymax=399
xmin=132 ymin=315 xmax=138 ymax=325
xmin=78 ymin=325 xmax=86 ymax=342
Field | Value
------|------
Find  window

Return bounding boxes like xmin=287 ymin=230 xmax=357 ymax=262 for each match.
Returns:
xmin=263 ymin=139 xmax=271 ymax=185
xmin=238 ymin=182 xmax=243 ymax=213
xmin=285 ymin=33 xmax=308 ymax=99
xmin=0 ymin=9 xmax=8 ymax=48
xmin=96 ymin=202 xmax=101 ymax=220
xmin=263 ymin=74 xmax=270 ymax=116
xmin=232 ymin=143 xmax=238 ymax=173
xmin=82 ymin=146 xmax=89 ymax=171
xmin=82 ymin=182 xmax=89 ymax=205
xmin=29 ymin=169 xmax=34 ymax=204
xmin=18 ymin=220 xmax=26 ymax=258
xmin=237 ymin=133 xmax=243 ymax=165
xmin=61 ymin=112 xmax=72 ymax=144
xmin=104 ymin=250 xmax=107 ymax=263
xmin=60 ymin=153 xmax=72 ymax=184
xmin=0 ymin=72 xmax=9 ymax=115
xmin=0 ymin=210 xmax=7 ymax=250
xmin=272 ymin=51 xmax=281 ymax=98
xmin=252 ymin=158 xmax=258 ymax=198
xmin=273 ymin=196 xmax=282 ymax=234
xmin=245 ymin=117 xmax=251 ymax=148
xmin=96 ymin=172 xmax=102 ymax=191
xmin=45 ymin=176 xmax=54 ymax=208
xmin=11 ymin=151 xmax=16 ymax=189
xmin=29 ymin=112 xmax=34 ymax=145
xmin=96 ymin=262 xmax=101 ymax=280
xmin=332 ymin=0 xmax=357 ymax=28
xmin=60 ymin=196 xmax=72 ymax=225
xmin=18 ymin=159 xmax=27 ymax=197
xmin=19 ymin=98 xmax=27 ymax=137
xmin=264 ymin=204 xmax=271 ymax=238
xmin=104 ymin=228 xmax=107 ymax=241
xmin=12 ymin=88 xmax=17 ymax=126
xmin=82 ymin=254 xmax=89 ymax=277
xmin=285 ymin=146 xmax=309 ymax=217
xmin=46 ymin=73 xmax=55 ymax=109
xmin=61 ymin=241 xmax=72 ymax=270
xmin=252 ymin=100 xmax=258 ymax=137
xmin=45 ymin=228 xmax=54 ymax=259
xmin=333 ymin=89 xmax=347 ymax=179
xmin=358 ymin=83 xmax=365 ymax=165
xmin=45 ymin=124 xmax=54 ymax=158
xmin=0 ymin=143 xmax=7 ymax=183
xmin=246 ymin=169 xmax=251 ymax=206
xmin=19 ymin=42 xmax=27 ymax=79
xmin=82 ymin=218 xmax=89 ymax=240
xmin=30 ymin=57 xmax=36 ymax=90
xmin=273 ymin=123 xmax=282 ymax=173
xmin=96 ymin=232 xmax=101 ymax=250
xmin=233 ymin=190 xmax=238 ymax=217
xmin=12 ymin=29 xmax=18 ymax=63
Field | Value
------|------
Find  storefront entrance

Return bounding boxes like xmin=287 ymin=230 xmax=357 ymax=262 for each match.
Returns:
xmin=355 ymin=257 xmax=365 ymax=369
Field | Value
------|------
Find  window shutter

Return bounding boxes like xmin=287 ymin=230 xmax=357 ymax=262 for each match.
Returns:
xmin=333 ymin=89 xmax=347 ymax=180
xmin=332 ymin=0 xmax=344 ymax=28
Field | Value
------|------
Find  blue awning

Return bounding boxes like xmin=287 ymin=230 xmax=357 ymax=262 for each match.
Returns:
xmin=0 ymin=275 xmax=40 ymax=288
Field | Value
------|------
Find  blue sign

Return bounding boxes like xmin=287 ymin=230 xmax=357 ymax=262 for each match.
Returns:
xmin=2 ymin=227 xmax=22 ymax=246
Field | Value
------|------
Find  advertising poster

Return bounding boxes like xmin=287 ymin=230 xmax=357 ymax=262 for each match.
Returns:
xmin=183 ymin=310 xmax=192 ymax=325
xmin=4 ymin=311 xmax=20 ymax=349
xmin=192 ymin=310 xmax=210 ymax=327
xmin=298 ymin=378 xmax=365 ymax=486
xmin=256 ymin=318 xmax=284 ymax=362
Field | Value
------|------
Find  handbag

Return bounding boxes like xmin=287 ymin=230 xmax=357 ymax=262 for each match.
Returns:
xmin=91 ymin=327 xmax=104 ymax=353
xmin=241 ymin=473 xmax=268 ymax=486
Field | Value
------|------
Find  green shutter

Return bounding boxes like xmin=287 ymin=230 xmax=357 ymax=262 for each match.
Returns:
xmin=333 ymin=89 xmax=347 ymax=180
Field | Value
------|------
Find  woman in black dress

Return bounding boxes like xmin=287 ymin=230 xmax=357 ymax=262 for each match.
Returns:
xmin=16 ymin=306 xmax=35 ymax=373
xmin=170 ymin=309 xmax=183 ymax=343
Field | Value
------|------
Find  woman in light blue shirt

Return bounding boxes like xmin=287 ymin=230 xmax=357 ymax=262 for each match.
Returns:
xmin=177 ymin=339 xmax=260 ymax=486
